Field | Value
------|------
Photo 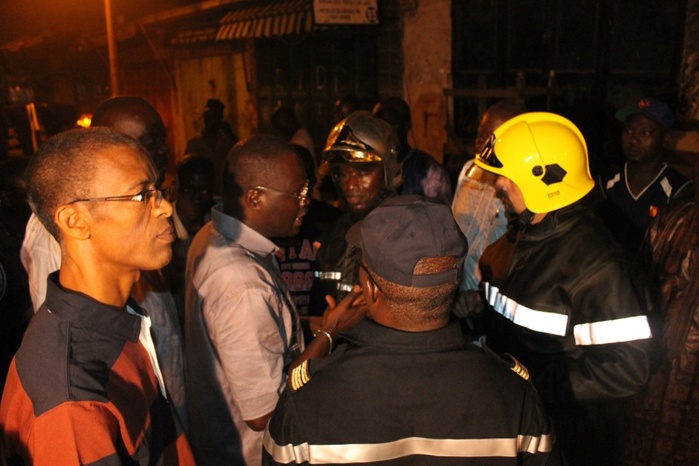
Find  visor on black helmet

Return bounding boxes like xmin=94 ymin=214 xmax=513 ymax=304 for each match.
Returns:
xmin=323 ymin=149 xmax=383 ymax=164
xmin=476 ymin=134 xmax=503 ymax=169
xmin=323 ymin=124 xmax=383 ymax=164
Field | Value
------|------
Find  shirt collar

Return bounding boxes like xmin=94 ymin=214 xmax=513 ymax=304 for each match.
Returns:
xmin=44 ymin=272 xmax=142 ymax=343
xmin=211 ymin=204 xmax=278 ymax=256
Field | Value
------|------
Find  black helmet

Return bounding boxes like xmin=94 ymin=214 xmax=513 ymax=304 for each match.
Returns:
xmin=322 ymin=111 xmax=402 ymax=190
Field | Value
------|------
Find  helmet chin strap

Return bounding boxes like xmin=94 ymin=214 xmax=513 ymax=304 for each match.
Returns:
xmin=507 ymin=209 xmax=536 ymax=241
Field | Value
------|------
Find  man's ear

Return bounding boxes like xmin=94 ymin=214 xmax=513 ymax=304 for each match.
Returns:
xmin=363 ymin=275 xmax=381 ymax=306
xmin=55 ymin=205 xmax=91 ymax=240
xmin=243 ymin=188 xmax=262 ymax=211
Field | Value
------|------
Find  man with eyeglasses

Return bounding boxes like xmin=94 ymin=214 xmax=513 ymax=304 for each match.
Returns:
xmin=316 ymin=110 xmax=402 ymax=304
xmin=272 ymin=144 xmax=343 ymax=343
xmin=185 ymin=135 xmax=365 ymax=466
xmin=0 ymin=128 xmax=195 ymax=465
xmin=19 ymin=96 xmax=189 ymax=432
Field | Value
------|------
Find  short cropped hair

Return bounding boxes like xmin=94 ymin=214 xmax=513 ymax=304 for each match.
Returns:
xmin=222 ymin=134 xmax=299 ymax=217
xmin=371 ymin=256 xmax=460 ymax=327
xmin=26 ymin=127 xmax=146 ymax=240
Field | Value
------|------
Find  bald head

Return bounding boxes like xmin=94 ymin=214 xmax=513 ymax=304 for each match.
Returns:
xmin=91 ymin=96 xmax=169 ymax=181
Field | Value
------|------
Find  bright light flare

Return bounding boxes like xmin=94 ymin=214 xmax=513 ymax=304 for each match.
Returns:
xmin=76 ymin=115 xmax=92 ymax=128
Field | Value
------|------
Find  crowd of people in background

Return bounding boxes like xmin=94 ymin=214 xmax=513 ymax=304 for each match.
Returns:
xmin=0 ymin=91 xmax=698 ymax=466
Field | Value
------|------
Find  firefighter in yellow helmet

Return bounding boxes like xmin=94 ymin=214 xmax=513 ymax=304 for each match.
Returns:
xmin=475 ymin=111 xmax=595 ymax=225
xmin=469 ymin=112 xmax=653 ymax=466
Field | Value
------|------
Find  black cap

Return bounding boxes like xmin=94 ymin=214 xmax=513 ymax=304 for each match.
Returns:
xmin=346 ymin=195 xmax=468 ymax=287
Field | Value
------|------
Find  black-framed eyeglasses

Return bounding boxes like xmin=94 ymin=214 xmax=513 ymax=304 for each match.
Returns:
xmin=253 ymin=180 xmax=310 ymax=206
xmin=68 ymin=187 xmax=170 ymax=208
xmin=476 ymin=134 xmax=503 ymax=169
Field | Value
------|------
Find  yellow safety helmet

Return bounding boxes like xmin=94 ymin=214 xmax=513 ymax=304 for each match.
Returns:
xmin=474 ymin=112 xmax=594 ymax=214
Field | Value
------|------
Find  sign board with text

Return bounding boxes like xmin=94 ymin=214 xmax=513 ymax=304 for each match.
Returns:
xmin=313 ymin=0 xmax=379 ymax=25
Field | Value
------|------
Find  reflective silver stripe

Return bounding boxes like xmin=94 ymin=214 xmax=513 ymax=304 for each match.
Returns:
xmin=337 ymin=283 xmax=354 ymax=292
xmin=264 ymin=431 xmax=554 ymax=464
xmin=484 ymin=283 xmax=568 ymax=336
xmin=314 ymin=271 xmax=342 ymax=280
xmin=574 ymin=315 xmax=652 ymax=345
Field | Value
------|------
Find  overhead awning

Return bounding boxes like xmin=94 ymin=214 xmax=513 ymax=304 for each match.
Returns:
xmin=216 ymin=0 xmax=315 ymax=40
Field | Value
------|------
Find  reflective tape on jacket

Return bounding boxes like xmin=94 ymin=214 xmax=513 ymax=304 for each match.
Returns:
xmin=484 ymin=283 xmax=568 ymax=336
xmin=573 ymin=315 xmax=652 ymax=345
xmin=263 ymin=432 xmax=554 ymax=464
xmin=484 ymin=283 xmax=652 ymax=344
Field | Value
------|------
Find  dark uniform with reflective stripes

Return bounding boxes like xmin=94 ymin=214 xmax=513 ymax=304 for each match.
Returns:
xmin=263 ymin=318 xmax=562 ymax=466
xmin=479 ymin=202 xmax=652 ymax=465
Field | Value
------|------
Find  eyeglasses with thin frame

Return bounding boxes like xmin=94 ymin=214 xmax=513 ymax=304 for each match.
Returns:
xmin=252 ymin=180 xmax=310 ymax=206
xmin=67 ymin=186 xmax=170 ymax=208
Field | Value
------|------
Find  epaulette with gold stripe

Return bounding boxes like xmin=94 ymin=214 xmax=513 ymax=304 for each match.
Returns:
xmin=290 ymin=360 xmax=311 ymax=391
xmin=507 ymin=354 xmax=530 ymax=380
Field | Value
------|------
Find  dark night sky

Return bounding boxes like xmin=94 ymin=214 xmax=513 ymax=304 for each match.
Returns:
xmin=0 ymin=0 xmax=104 ymax=43
xmin=0 ymin=0 xmax=199 ymax=44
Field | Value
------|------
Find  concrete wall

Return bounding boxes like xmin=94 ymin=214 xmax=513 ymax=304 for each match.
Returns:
xmin=401 ymin=0 xmax=451 ymax=162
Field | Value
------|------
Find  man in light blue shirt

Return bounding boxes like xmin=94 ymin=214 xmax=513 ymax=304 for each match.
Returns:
xmin=185 ymin=135 xmax=310 ymax=466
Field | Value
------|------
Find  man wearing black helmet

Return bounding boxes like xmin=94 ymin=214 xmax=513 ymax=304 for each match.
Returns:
xmin=470 ymin=112 xmax=653 ymax=465
xmin=316 ymin=111 xmax=402 ymax=303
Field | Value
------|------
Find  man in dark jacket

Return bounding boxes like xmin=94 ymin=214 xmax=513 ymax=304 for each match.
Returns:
xmin=470 ymin=112 xmax=653 ymax=466
xmin=264 ymin=196 xmax=564 ymax=465
xmin=317 ymin=111 xmax=402 ymax=303
xmin=0 ymin=128 xmax=194 ymax=465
